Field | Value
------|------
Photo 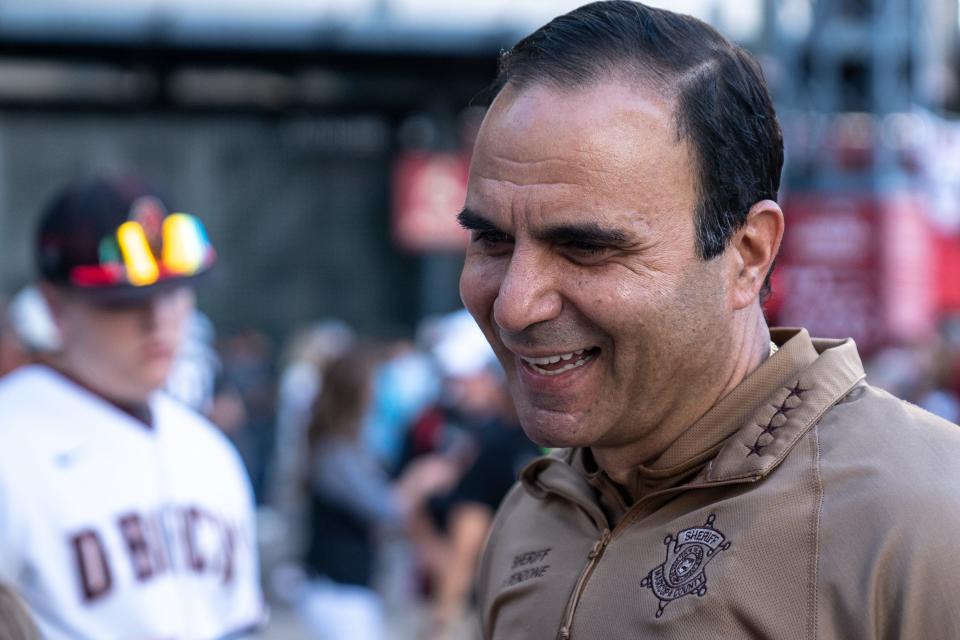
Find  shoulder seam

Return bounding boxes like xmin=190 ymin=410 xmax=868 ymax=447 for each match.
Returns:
xmin=808 ymin=422 xmax=824 ymax=640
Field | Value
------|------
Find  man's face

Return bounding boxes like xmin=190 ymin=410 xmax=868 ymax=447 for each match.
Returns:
xmin=459 ymin=81 xmax=737 ymax=451
xmin=53 ymin=286 xmax=195 ymax=403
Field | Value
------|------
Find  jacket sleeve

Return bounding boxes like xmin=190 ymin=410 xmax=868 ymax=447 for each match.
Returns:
xmin=871 ymin=487 xmax=960 ymax=637
xmin=816 ymin=453 xmax=960 ymax=638
xmin=475 ymin=482 xmax=527 ymax=639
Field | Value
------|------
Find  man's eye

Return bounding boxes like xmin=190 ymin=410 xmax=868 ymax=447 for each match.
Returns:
xmin=566 ymin=241 xmax=607 ymax=256
xmin=473 ymin=230 xmax=513 ymax=247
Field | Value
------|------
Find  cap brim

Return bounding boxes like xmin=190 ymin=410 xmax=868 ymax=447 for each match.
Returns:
xmin=63 ymin=268 xmax=212 ymax=306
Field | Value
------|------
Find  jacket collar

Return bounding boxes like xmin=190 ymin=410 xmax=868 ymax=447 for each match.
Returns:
xmin=705 ymin=329 xmax=865 ymax=482
xmin=520 ymin=329 xmax=866 ymax=517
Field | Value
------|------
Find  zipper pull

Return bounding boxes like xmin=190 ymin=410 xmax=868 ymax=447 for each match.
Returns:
xmin=559 ymin=626 xmax=571 ymax=640
xmin=588 ymin=528 xmax=611 ymax=559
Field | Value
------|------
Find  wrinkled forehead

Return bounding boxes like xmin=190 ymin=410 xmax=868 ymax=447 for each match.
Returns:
xmin=469 ymin=80 xmax=696 ymax=201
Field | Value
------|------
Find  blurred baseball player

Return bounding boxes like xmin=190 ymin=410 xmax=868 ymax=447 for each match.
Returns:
xmin=0 ymin=176 xmax=263 ymax=638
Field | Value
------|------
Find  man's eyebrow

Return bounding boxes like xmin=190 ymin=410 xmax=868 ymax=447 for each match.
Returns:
xmin=536 ymin=223 xmax=631 ymax=246
xmin=457 ymin=208 xmax=502 ymax=232
xmin=457 ymin=209 xmax=633 ymax=246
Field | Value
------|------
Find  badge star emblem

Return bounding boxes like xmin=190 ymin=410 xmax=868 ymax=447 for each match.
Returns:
xmin=640 ymin=514 xmax=732 ymax=618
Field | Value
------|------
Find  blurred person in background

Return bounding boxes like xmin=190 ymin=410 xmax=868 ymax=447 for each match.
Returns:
xmin=364 ymin=336 xmax=438 ymax=475
xmin=459 ymin=2 xmax=960 ymax=637
xmin=0 ymin=286 xmax=61 ymax=376
xmin=217 ymin=329 xmax=277 ymax=504
xmin=376 ymin=310 xmax=539 ymax=638
xmin=299 ymin=342 xmax=457 ymax=640
xmin=0 ymin=583 xmax=40 ymax=640
xmin=0 ymin=298 xmax=32 ymax=377
xmin=396 ymin=310 xmax=503 ymax=473
xmin=425 ymin=355 xmax=539 ymax=640
xmin=0 ymin=176 xmax=263 ymax=639
xmin=262 ymin=320 xmax=356 ymax=611
xmin=270 ymin=319 xmax=356 ymax=531
xmin=393 ymin=310 xmax=507 ymax=592
xmin=864 ymin=321 xmax=960 ymax=424
xmin=920 ymin=317 xmax=960 ymax=423
xmin=165 ymin=308 xmax=221 ymax=415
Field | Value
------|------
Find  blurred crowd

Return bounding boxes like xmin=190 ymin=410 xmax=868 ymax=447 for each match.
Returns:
xmin=0 ymin=287 xmax=542 ymax=640
xmin=5 ymin=279 xmax=959 ymax=640
xmin=3 ymin=279 xmax=960 ymax=640
xmin=864 ymin=316 xmax=960 ymax=425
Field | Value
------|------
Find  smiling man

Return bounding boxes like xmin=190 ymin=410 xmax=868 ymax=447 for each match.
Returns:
xmin=0 ymin=176 xmax=263 ymax=639
xmin=459 ymin=2 xmax=960 ymax=638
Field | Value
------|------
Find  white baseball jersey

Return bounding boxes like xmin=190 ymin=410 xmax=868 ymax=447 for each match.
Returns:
xmin=0 ymin=365 xmax=264 ymax=639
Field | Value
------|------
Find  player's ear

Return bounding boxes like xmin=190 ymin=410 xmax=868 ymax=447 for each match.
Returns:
xmin=729 ymin=199 xmax=783 ymax=310
xmin=37 ymin=281 xmax=67 ymax=329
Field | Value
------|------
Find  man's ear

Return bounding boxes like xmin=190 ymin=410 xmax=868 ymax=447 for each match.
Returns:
xmin=37 ymin=281 xmax=67 ymax=331
xmin=729 ymin=199 xmax=784 ymax=310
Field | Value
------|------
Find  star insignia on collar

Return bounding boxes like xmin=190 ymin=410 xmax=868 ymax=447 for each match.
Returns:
xmin=786 ymin=382 xmax=808 ymax=400
xmin=770 ymin=405 xmax=793 ymax=419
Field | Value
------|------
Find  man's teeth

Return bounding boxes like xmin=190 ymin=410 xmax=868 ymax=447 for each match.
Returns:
xmin=521 ymin=349 xmax=594 ymax=376
xmin=523 ymin=349 xmax=585 ymax=365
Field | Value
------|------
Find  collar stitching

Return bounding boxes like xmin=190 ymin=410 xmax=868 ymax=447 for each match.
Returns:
xmin=716 ymin=373 xmax=863 ymax=482
xmin=744 ymin=384 xmax=807 ymax=458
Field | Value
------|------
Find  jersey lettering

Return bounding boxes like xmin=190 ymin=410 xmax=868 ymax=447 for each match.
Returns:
xmin=221 ymin=524 xmax=235 ymax=585
xmin=184 ymin=507 xmax=206 ymax=573
xmin=147 ymin=512 xmax=170 ymax=574
xmin=69 ymin=505 xmax=238 ymax=605
xmin=118 ymin=513 xmax=155 ymax=581
xmin=70 ymin=529 xmax=113 ymax=603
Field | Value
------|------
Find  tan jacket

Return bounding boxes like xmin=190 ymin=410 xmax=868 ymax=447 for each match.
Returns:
xmin=477 ymin=329 xmax=960 ymax=639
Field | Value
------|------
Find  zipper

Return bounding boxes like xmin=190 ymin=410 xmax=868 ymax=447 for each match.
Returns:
xmin=556 ymin=527 xmax=611 ymax=640
xmin=554 ymin=475 xmax=760 ymax=639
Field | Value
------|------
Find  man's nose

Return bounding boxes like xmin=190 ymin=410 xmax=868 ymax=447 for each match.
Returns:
xmin=493 ymin=246 xmax=562 ymax=334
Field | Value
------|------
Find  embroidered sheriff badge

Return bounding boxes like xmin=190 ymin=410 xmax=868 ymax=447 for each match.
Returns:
xmin=640 ymin=513 xmax=731 ymax=618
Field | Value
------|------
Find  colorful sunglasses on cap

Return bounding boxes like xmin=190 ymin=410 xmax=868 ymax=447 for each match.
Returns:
xmin=69 ymin=213 xmax=216 ymax=289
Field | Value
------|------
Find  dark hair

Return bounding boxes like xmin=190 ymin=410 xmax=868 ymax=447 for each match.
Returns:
xmin=494 ymin=1 xmax=783 ymax=297
xmin=306 ymin=343 xmax=379 ymax=449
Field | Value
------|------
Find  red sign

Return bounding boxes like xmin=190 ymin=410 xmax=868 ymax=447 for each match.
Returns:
xmin=768 ymin=192 xmax=935 ymax=355
xmin=392 ymin=152 xmax=471 ymax=253
xmin=935 ymin=231 xmax=960 ymax=313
